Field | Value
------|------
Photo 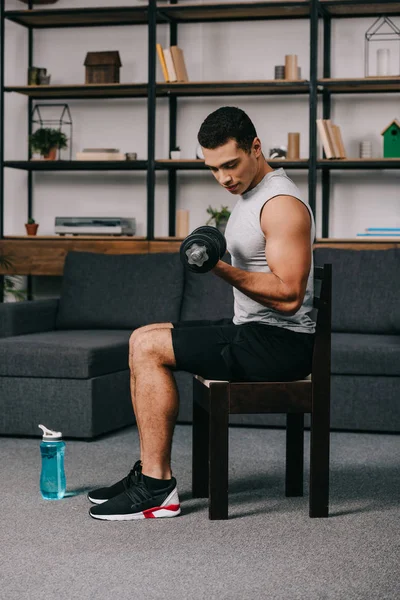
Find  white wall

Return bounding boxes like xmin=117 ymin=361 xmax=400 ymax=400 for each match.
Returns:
xmin=3 ymin=1 xmax=400 ymax=295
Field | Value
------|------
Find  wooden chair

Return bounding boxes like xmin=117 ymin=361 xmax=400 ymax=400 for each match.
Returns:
xmin=192 ymin=264 xmax=332 ymax=519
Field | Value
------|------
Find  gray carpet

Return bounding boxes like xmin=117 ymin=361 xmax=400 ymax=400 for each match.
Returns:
xmin=1 ymin=424 xmax=399 ymax=600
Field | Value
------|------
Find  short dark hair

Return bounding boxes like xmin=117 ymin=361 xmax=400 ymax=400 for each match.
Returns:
xmin=197 ymin=106 xmax=258 ymax=154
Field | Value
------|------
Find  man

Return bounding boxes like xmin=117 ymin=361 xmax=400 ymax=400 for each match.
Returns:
xmin=88 ymin=106 xmax=315 ymax=521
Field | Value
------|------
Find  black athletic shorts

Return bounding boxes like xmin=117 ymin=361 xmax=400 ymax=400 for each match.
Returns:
xmin=171 ymin=318 xmax=315 ymax=382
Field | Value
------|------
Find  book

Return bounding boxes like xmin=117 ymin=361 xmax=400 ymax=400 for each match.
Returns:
xmin=356 ymin=233 xmax=400 ymax=237
xmin=366 ymin=228 xmax=400 ymax=232
xmin=316 ymin=119 xmax=334 ymax=159
xmin=163 ymin=48 xmax=177 ymax=82
xmin=170 ymin=46 xmax=189 ymax=82
xmin=325 ymin=120 xmax=341 ymax=158
xmin=82 ymin=148 xmax=120 ymax=153
xmin=333 ymin=125 xmax=347 ymax=158
xmin=156 ymin=43 xmax=169 ymax=82
xmin=76 ymin=152 xmax=125 ymax=161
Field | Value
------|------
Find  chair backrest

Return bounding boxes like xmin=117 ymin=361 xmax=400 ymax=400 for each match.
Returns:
xmin=311 ymin=264 xmax=332 ymax=381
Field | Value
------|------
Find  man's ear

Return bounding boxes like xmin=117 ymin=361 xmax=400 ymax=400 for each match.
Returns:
xmin=252 ymin=137 xmax=262 ymax=157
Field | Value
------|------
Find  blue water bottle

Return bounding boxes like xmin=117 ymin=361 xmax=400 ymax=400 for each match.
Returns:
xmin=39 ymin=424 xmax=66 ymax=500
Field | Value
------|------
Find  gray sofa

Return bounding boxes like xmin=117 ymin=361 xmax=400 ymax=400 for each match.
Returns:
xmin=0 ymin=248 xmax=399 ymax=439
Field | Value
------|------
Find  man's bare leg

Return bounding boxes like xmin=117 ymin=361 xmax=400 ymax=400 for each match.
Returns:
xmin=129 ymin=325 xmax=176 ymax=477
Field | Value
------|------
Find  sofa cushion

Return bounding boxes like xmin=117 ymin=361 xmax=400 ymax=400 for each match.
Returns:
xmin=179 ymin=253 xmax=234 ymax=321
xmin=0 ymin=330 xmax=131 ymax=378
xmin=56 ymin=252 xmax=184 ymax=330
xmin=314 ymin=248 xmax=400 ymax=333
xmin=331 ymin=332 xmax=400 ymax=376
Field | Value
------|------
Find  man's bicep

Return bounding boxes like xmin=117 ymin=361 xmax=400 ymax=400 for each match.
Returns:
xmin=261 ymin=196 xmax=312 ymax=306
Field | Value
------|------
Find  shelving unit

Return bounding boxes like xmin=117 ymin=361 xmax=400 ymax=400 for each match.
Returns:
xmin=0 ymin=0 xmax=318 ymax=254
xmin=1 ymin=0 xmax=400 ymax=287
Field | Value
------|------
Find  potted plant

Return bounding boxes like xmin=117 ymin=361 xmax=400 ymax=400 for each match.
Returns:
xmin=25 ymin=217 xmax=39 ymax=236
xmin=170 ymin=146 xmax=181 ymax=160
xmin=29 ymin=127 xmax=68 ymax=160
xmin=206 ymin=205 xmax=231 ymax=234
xmin=0 ymin=252 xmax=26 ymax=302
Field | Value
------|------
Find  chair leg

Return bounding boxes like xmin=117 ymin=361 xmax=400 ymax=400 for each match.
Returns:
xmin=192 ymin=378 xmax=209 ymax=498
xmin=285 ymin=413 xmax=304 ymax=497
xmin=208 ymin=383 xmax=229 ymax=520
xmin=309 ymin=400 xmax=330 ymax=518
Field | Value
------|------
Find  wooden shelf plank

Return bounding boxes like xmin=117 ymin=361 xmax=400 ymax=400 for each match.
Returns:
xmin=314 ymin=238 xmax=400 ymax=249
xmin=5 ymin=2 xmax=310 ymax=29
xmin=157 ymin=80 xmax=309 ymax=96
xmin=320 ymin=1 xmax=400 ymax=18
xmin=5 ymin=80 xmax=309 ymax=100
xmin=5 ymin=6 xmax=150 ymax=28
xmin=3 ymin=236 xmax=147 ymax=240
xmin=0 ymin=238 xmax=150 ymax=275
xmin=318 ymin=159 xmax=400 ymax=169
xmin=158 ymin=1 xmax=310 ymax=22
xmin=319 ymin=77 xmax=400 ymax=93
xmin=5 ymin=83 xmax=149 ymax=99
xmin=4 ymin=160 xmax=147 ymax=171
xmin=8 ymin=78 xmax=400 ymax=100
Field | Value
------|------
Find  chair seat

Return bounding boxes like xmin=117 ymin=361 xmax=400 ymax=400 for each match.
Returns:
xmin=194 ymin=373 xmax=312 ymax=387
xmin=194 ymin=374 xmax=313 ymax=414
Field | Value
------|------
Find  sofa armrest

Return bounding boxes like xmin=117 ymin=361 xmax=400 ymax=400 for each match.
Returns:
xmin=0 ymin=299 xmax=59 ymax=338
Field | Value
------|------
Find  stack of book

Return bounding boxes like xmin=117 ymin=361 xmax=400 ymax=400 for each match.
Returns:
xmin=316 ymin=119 xmax=346 ymax=159
xmin=156 ymin=44 xmax=189 ymax=83
xmin=357 ymin=228 xmax=400 ymax=237
xmin=76 ymin=148 xmax=125 ymax=161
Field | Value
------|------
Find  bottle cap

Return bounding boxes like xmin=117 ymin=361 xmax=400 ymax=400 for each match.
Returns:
xmin=38 ymin=424 xmax=62 ymax=440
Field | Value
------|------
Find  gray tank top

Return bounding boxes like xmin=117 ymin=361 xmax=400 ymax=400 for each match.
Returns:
xmin=224 ymin=168 xmax=316 ymax=334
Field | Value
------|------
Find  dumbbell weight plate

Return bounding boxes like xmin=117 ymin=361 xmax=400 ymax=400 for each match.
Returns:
xmin=190 ymin=226 xmax=227 ymax=257
xmin=180 ymin=232 xmax=220 ymax=273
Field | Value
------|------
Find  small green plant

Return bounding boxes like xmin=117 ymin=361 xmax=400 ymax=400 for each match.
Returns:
xmin=0 ymin=252 xmax=27 ymax=302
xmin=206 ymin=205 xmax=231 ymax=227
xmin=29 ymin=127 xmax=68 ymax=156
xmin=27 ymin=217 xmax=35 ymax=224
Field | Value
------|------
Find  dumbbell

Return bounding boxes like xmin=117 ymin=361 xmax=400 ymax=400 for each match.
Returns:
xmin=180 ymin=226 xmax=227 ymax=273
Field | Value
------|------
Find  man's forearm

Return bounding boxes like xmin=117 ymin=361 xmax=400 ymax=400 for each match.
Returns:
xmin=211 ymin=260 xmax=296 ymax=314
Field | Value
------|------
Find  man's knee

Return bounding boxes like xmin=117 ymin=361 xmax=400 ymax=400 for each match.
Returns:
xmin=129 ymin=323 xmax=172 ymax=349
xmin=129 ymin=324 xmax=174 ymax=369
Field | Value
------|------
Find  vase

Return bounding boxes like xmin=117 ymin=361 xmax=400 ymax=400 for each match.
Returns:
xmin=217 ymin=219 xmax=228 ymax=235
xmin=43 ymin=147 xmax=57 ymax=160
xmin=25 ymin=223 xmax=39 ymax=236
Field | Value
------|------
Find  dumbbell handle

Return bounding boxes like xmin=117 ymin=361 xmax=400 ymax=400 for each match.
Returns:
xmin=186 ymin=243 xmax=209 ymax=267
xmin=190 ymin=248 xmax=205 ymax=262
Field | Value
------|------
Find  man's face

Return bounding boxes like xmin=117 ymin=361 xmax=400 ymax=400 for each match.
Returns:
xmin=202 ymin=138 xmax=259 ymax=195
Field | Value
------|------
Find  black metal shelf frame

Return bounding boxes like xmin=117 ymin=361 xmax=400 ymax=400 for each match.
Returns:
xmin=0 ymin=0 xmax=4 ymax=300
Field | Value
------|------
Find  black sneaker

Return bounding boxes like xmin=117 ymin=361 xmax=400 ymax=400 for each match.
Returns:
xmin=89 ymin=471 xmax=181 ymax=521
xmin=87 ymin=460 xmax=144 ymax=505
